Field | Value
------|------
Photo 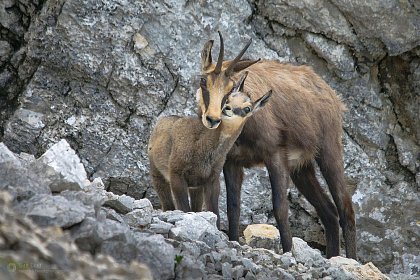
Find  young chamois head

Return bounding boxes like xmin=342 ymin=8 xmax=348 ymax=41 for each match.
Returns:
xmin=220 ymin=72 xmax=272 ymax=130
xmin=198 ymin=31 xmax=260 ymax=129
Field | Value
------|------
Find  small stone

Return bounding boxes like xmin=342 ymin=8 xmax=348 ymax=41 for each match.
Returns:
xmin=103 ymin=194 xmax=135 ymax=214
xmin=243 ymin=224 xmax=280 ymax=252
xmin=149 ymin=218 xmax=174 ymax=235
xmin=124 ymin=208 xmax=152 ymax=227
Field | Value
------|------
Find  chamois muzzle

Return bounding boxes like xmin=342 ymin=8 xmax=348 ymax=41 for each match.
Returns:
xmin=206 ymin=116 xmax=221 ymax=128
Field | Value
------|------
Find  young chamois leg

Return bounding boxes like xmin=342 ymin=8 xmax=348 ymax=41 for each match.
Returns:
xmin=291 ymin=162 xmax=340 ymax=258
xmin=189 ymin=188 xmax=204 ymax=212
xmin=170 ymin=171 xmax=191 ymax=212
xmin=150 ymin=163 xmax=175 ymax=211
xmin=316 ymin=140 xmax=356 ymax=259
xmin=265 ymin=151 xmax=293 ymax=253
xmin=223 ymin=160 xmax=244 ymax=241
xmin=204 ymin=177 xmax=221 ymax=229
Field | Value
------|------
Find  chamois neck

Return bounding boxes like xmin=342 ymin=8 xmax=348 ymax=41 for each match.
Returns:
xmin=198 ymin=120 xmax=244 ymax=161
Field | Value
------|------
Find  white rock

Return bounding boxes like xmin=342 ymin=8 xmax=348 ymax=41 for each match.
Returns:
xmin=291 ymin=237 xmax=323 ymax=266
xmin=36 ymin=139 xmax=87 ymax=192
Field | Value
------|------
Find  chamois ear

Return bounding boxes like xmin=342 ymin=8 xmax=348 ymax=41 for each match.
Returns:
xmin=253 ymin=90 xmax=272 ymax=111
xmin=234 ymin=71 xmax=248 ymax=92
xmin=201 ymin=40 xmax=214 ymax=72
xmin=231 ymin=59 xmax=261 ymax=74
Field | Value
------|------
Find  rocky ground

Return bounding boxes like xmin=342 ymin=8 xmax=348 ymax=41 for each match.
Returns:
xmin=0 ymin=139 xmax=397 ymax=279
xmin=0 ymin=0 xmax=419 ymax=277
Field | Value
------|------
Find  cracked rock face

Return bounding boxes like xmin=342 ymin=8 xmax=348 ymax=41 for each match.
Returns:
xmin=0 ymin=0 xmax=418 ymax=275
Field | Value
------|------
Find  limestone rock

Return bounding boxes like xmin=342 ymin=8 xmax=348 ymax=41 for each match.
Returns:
xmin=329 ymin=256 xmax=390 ymax=280
xmin=169 ymin=212 xmax=227 ymax=247
xmin=104 ymin=193 xmax=153 ymax=215
xmin=124 ymin=208 xmax=153 ymax=227
xmin=243 ymin=224 xmax=281 ymax=252
xmin=33 ymin=139 xmax=87 ymax=192
xmin=291 ymin=237 xmax=326 ymax=267
xmin=14 ymin=194 xmax=94 ymax=228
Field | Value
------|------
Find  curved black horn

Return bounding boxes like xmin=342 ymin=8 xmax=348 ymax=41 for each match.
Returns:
xmin=213 ymin=31 xmax=224 ymax=74
xmin=225 ymin=38 xmax=252 ymax=76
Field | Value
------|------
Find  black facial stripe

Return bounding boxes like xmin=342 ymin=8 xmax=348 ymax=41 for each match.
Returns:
xmin=202 ymin=88 xmax=210 ymax=110
xmin=232 ymin=108 xmax=247 ymax=117
xmin=200 ymin=78 xmax=210 ymax=111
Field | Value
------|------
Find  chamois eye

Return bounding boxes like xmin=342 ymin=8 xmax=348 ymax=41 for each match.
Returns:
xmin=244 ymin=107 xmax=251 ymax=114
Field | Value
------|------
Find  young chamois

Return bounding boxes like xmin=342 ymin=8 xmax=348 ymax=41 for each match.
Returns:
xmin=196 ymin=32 xmax=356 ymax=259
xmin=148 ymin=72 xmax=271 ymax=228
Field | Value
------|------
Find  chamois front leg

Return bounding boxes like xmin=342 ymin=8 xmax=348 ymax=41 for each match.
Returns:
xmin=204 ymin=176 xmax=221 ymax=229
xmin=189 ymin=188 xmax=204 ymax=212
xmin=150 ymin=162 xmax=175 ymax=211
xmin=170 ymin=172 xmax=191 ymax=212
xmin=223 ymin=160 xmax=244 ymax=241
xmin=265 ymin=152 xmax=292 ymax=253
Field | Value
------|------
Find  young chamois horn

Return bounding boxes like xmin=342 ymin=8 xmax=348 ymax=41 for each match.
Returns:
xmin=196 ymin=31 xmax=356 ymax=259
xmin=148 ymin=72 xmax=272 ymax=228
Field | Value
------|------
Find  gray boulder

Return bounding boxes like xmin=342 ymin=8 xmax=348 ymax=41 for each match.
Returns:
xmin=71 ymin=216 xmax=175 ymax=280
xmin=168 ymin=211 xmax=228 ymax=248
xmin=0 ymin=142 xmax=51 ymax=201
xmin=31 ymin=139 xmax=88 ymax=192
xmin=13 ymin=194 xmax=94 ymax=228
xmin=291 ymin=237 xmax=327 ymax=267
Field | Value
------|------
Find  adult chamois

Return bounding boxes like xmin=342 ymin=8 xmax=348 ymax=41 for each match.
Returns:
xmin=196 ymin=32 xmax=356 ymax=259
xmin=148 ymin=72 xmax=272 ymax=228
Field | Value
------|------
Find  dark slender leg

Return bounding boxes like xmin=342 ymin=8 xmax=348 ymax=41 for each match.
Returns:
xmin=189 ymin=188 xmax=204 ymax=212
xmin=265 ymin=152 xmax=292 ymax=253
xmin=317 ymin=141 xmax=357 ymax=259
xmin=204 ymin=177 xmax=221 ymax=229
xmin=291 ymin=162 xmax=340 ymax=258
xmin=223 ymin=160 xmax=244 ymax=241
xmin=170 ymin=172 xmax=191 ymax=212
xmin=150 ymin=163 xmax=175 ymax=211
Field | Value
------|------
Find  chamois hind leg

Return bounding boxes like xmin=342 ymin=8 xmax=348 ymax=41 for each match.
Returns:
xmin=316 ymin=140 xmax=357 ymax=259
xmin=150 ymin=163 xmax=175 ymax=211
xmin=291 ymin=162 xmax=340 ymax=258
xmin=170 ymin=171 xmax=191 ymax=212
xmin=265 ymin=152 xmax=292 ymax=253
xmin=204 ymin=177 xmax=221 ymax=229
xmin=223 ymin=159 xmax=244 ymax=241
xmin=189 ymin=188 xmax=204 ymax=212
